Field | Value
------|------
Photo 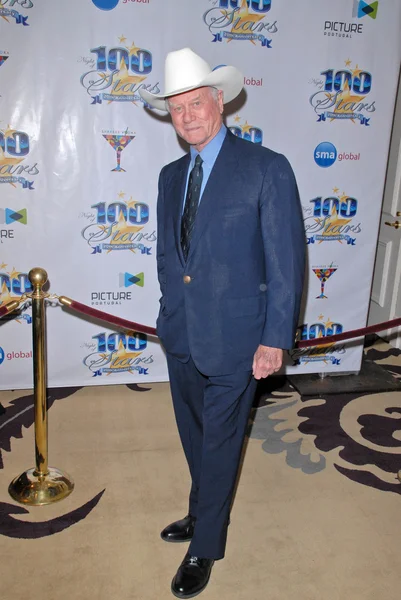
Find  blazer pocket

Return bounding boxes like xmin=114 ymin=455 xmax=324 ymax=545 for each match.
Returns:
xmin=226 ymin=296 xmax=264 ymax=318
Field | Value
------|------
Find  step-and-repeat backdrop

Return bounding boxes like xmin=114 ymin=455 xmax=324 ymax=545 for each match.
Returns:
xmin=0 ymin=0 xmax=400 ymax=388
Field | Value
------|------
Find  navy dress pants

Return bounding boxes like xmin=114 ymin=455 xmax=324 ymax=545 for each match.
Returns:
xmin=166 ymin=353 xmax=258 ymax=560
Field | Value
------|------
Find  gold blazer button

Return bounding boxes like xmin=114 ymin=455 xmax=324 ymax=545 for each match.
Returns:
xmin=183 ymin=275 xmax=191 ymax=284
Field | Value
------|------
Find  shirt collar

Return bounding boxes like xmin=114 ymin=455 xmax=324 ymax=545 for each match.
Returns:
xmin=190 ymin=124 xmax=227 ymax=168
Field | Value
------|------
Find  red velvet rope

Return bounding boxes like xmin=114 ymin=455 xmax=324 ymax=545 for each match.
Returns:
xmin=61 ymin=298 xmax=157 ymax=337
xmin=60 ymin=297 xmax=401 ymax=349
xmin=2 ymin=292 xmax=399 ymax=350
xmin=0 ymin=305 xmax=10 ymax=319
xmin=297 ymin=317 xmax=401 ymax=348
xmin=0 ymin=300 xmax=20 ymax=319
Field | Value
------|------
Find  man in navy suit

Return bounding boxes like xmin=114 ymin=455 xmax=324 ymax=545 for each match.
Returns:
xmin=140 ymin=49 xmax=305 ymax=599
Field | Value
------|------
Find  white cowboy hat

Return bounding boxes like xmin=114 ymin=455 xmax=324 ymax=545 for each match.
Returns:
xmin=139 ymin=48 xmax=243 ymax=111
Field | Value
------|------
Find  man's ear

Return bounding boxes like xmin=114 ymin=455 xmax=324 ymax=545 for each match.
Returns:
xmin=218 ymin=89 xmax=224 ymax=113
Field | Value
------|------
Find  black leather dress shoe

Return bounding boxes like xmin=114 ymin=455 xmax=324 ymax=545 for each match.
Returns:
xmin=161 ymin=515 xmax=196 ymax=543
xmin=171 ymin=553 xmax=214 ymax=599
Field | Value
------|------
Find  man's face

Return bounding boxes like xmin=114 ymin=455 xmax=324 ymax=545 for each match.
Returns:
xmin=168 ymin=87 xmax=224 ymax=152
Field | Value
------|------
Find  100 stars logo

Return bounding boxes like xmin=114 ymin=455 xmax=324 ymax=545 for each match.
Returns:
xmin=80 ymin=191 xmax=157 ymax=255
xmin=82 ymin=331 xmax=153 ymax=377
xmin=0 ymin=123 xmax=39 ymax=189
xmin=0 ymin=0 xmax=33 ymax=26
xmin=228 ymin=115 xmax=263 ymax=144
xmin=303 ymin=189 xmax=362 ymax=246
xmin=291 ymin=315 xmax=346 ymax=366
xmin=0 ymin=263 xmax=32 ymax=324
xmin=309 ymin=60 xmax=375 ymax=126
xmin=80 ymin=37 xmax=160 ymax=105
xmin=203 ymin=0 xmax=278 ymax=48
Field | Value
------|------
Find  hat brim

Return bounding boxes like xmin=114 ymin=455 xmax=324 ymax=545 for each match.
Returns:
xmin=139 ymin=66 xmax=243 ymax=111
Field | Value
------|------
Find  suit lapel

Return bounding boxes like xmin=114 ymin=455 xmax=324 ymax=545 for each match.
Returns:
xmin=170 ymin=154 xmax=190 ymax=267
xmin=186 ymin=132 xmax=239 ymax=262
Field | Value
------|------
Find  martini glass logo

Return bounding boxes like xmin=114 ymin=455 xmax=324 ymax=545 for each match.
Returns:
xmin=92 ymin=0 xmax=120 ymax=10
xmin=312 ymin=264 xmax=337 ymax=299
xmin=102 ymin=133 xmax=135 ymax=172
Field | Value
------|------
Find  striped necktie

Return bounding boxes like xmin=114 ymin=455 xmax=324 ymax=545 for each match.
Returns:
xmin=181 ymin=154 xmax=203 ymax=261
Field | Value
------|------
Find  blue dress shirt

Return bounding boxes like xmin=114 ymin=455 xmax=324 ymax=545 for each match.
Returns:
xmin=182 ymin=124 xmax=227 ymax=212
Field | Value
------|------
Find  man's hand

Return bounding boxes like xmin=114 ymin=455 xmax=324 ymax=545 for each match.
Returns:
xmin=252 ymin=345 xmax=283 ymax=380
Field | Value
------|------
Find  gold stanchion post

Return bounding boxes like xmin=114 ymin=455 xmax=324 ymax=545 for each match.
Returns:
xmin=8 ymin=268 xmax=74 ymax=506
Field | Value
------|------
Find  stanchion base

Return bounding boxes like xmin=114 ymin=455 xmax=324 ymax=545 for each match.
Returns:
xmin=8 ymin=467 xmax=74 ymax=506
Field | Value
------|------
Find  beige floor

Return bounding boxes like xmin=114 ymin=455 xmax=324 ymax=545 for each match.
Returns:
xmin=1 ymin=359 xmax=401 ymax=599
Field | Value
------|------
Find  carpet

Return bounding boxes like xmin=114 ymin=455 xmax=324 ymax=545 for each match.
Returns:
xmin=1 ymin=338 xmax=401 ymax=600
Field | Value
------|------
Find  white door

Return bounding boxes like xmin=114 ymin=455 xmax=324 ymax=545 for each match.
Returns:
xmin=369 ymin=75 xmax=401 ymax=348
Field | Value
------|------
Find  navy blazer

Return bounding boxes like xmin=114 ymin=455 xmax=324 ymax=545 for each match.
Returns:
xmin=156 ymin=130 xmax=305 ymax=376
